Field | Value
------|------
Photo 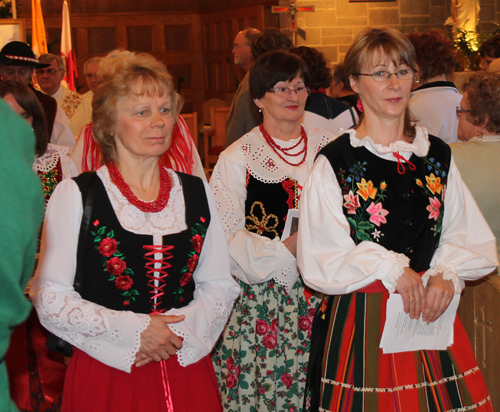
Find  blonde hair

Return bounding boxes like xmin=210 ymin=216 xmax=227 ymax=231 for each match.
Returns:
xmin=92 ymin=50 xmax=183 ymax=163
xmin=344 ymin=27 xmax=417 ymax=141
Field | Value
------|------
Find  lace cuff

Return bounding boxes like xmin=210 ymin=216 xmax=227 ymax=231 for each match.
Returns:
xmin=167 ymin=293 xmax=236 ymax=367
xmin=376 ymin=251 xmax=411 ymax=293
xmin=422 ymin=265 xmax=462 ymax=294
xmin=273 ymin=242 xmax=299 ymax=294
xmin=31 ymin=282 xmax=151 ymax=373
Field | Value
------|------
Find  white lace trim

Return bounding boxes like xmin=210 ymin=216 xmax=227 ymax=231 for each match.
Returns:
xmin=220 ymin=125 xmax=335 ymax=184
xmin=344 ymin=126 xmax=430 ymax=160
xmin=209 ymin=168 xmax=242 ymax=235
xmin=273 ymin=242 xmax=298 ymax=294
xmin=33 ymin=143 xmax=69 ymax=172
xmin=423 ymin=265 xmax=462 ymax=294
xmin=377 ymin=251 xmax=411 ymax=293
xmin=167 ymin=324 xmax=191 ymax=367
xmin=33 ymin=282 xmax=114 ymax=352
xmin=202 ymin=294 xmax=236 ymax=350
xmin=97 ymin=166 xmax=187 ymax=236
xmin=126 ymin=315 xmax=151 ymax=372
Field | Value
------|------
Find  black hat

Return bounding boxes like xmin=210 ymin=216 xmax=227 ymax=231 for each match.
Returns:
xmin=0 ymin=41 xmax=51 ymax=68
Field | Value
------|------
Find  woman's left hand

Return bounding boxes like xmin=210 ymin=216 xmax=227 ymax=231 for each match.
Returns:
xmin=422 ymin=273 xmax=455 ymax=323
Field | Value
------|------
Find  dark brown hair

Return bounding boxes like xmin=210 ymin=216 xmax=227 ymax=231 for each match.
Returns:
xmin=249 ymin=50 xmax=308 ymax=100
xmin=291 ymin=46 xmax=332 ymax=90
xmin=251 ymin=28 xmax=293 ymax=61
xmin=406 ymin=30 xmax=456 ymax=81
xmin=0 ymin=80 xmax=48 ymax=156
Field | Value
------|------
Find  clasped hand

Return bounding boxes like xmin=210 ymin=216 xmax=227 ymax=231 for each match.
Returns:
xmin=395 ymin=267 xmax=455 ymax=324
xmin=134 ymin=314 xmax=185 ymax=367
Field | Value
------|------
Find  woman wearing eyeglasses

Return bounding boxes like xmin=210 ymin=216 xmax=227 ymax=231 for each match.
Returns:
xmin=210 ymin=50 xmax=336 ymax=411
xmin=298 ymin=27 xmax=497 ymax=411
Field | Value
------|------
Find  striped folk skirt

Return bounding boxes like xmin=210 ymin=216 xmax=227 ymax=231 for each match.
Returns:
xmin=304 ymin=289 xmax=492 ymax=412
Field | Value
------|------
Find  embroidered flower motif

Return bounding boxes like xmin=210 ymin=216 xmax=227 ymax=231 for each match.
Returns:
xmin=98 ymin=237 xmax=118 ymax=257
xmin=356 ymin=178 xmax=377 ymax=201
xmin=343 ymin=191 xmax=361 ymax=214
xmin=416 ymin=179 xmax=423 ymax=187
xmin=425 ymin=173 xmax=443 ymax=195
xmin=177 ymin=216 xmax=208 ymax=301
xmin=106 ymin=257 xmax=126 ymax=275
xmin=227 ymin=356 xmax=235 ymax=372
xmin=92 ymin=223 xmax=139 ymax=306
xmin=426 ymin=196 xmax=442 ymax=220
xmin=179 ymin=272 xmax=193 ymax=287
xmin=115 ymin=275 xmax=133 ymax=290
xmin=366 ymin=202 xmax=389 ymax=227
xmin=187 ymin=254 xmax=199 ymax=272
xmin=263 ymin=156 xmax=277 ymax=171
xmin=246 ymin=201 xmax=279 ymax=238
xmin=192 ymin=234 xmax=204 ymax=254
xmin=371 ymin=228 xmax=383 ymax=242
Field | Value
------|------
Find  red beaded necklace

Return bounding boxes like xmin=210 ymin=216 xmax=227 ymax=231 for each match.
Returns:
xmin=107 ymin=161 xmax=172 ymax=213
xmin=259 ymin=124 xmax=308 ymax=167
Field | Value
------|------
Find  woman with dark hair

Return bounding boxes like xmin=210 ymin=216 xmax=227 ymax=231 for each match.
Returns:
xmin=407 ymin=30 xmax=462 ymax=144
xmin=30 ymin=50 xmax=239 ymax=411
xmin=0 ymin=81 xmax=77 ymax=411
xmin=210 ymin=50 xmax=336 ymax=411
xmin=250 ymin=27 xmax=292 ymax=61
xmin=298 ymin=27 xmax=496 ymax=411
xmin=292 ymin=45 xmax=357 ymax=135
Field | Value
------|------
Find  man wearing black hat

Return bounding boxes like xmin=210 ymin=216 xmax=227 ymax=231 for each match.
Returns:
xmin=0 ymin=41 xmax=75 ymax=151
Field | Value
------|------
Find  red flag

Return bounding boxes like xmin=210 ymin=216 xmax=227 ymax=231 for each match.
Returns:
xmin=61 ymin=0 xmax=77 ymax=91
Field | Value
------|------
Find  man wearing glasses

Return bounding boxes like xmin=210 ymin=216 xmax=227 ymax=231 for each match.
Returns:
xmin=0 ymin=41 xmax=75 ymax=151
xmin=37 ymin=54 xmax=92 ymax=140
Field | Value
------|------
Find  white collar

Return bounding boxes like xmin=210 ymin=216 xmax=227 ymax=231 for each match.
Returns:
xmin=340 ymin=126 xmax=430 ymax=161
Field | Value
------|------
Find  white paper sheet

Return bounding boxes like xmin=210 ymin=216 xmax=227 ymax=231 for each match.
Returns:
xmin=281 ymin=209 xmax=299 ymax=241
xmin=379 ymin=294 xmax=460 ymax=353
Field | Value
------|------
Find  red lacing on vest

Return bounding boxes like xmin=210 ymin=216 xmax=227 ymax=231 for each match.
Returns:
xmin=393 ymin=152 xmax=416 ymax=175
xmin=143 ymin=244 xmax=174 ymax=314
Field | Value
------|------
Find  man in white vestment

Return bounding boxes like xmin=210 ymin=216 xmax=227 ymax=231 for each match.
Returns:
xmin=37 ymin=53 xmax=92 ymax=140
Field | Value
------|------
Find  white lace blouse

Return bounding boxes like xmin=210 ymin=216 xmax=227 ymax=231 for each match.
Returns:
xmin=297 ymin=127 xmax=499 ymax=295
xmin=33 ymin=143 xmax=79 ymax=181
xmin=30 ymin=166 xmax=239 ymax=373
xmin=209 ymin=125 xmax=336 ymax=293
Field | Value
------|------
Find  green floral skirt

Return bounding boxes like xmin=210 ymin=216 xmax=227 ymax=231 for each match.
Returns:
xmin=212 ymin=278 xmax=319 ymax=411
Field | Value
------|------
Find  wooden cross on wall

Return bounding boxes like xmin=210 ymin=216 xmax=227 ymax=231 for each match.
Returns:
xmin=272 ymin=1 xmax=315 ymax=45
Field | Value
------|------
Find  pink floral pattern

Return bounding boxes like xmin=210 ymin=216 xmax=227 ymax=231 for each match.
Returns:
xmin=366 ymin=202 xmax=389 ymax=227
xmin=426 ymin=196 xmax=442 ymax=221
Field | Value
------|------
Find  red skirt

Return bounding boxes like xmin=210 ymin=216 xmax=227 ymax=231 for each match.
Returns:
xmin=62 ymin=349 xmax=222 ymax=412
xmin=305 ymin=286 xmax=493 ymax=412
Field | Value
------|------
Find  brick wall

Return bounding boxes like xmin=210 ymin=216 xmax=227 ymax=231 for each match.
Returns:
xmin=291 ymin=0 xmax=499 ymax=64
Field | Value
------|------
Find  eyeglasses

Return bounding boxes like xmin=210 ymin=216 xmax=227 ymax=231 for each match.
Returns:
xmin=269 ymin=86 xmax=311 ymax=98
xmin=85 ymin=73 xmax=99 ymax=79
xmin=456 ymin=106 xmax=472 ymax=118
xmin=35 ymin=68 xmax=63 ymax=76
xmin=354 ymin=69 xmax=414 ymax=82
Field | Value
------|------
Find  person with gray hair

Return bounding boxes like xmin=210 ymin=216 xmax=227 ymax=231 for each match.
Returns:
xmin=82 ymin=56 xmax=102 ymax=105
xmin=37 ymin=53 xmax=92 ymax=138
xmin=225 ymin=27 xmax=262 ymax=148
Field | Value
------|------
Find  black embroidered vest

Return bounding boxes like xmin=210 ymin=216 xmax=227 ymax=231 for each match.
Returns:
xmin=245 ymin=171 xmax=300 ymax=240
xmin=73 ymin=172 xmax=210 ymax=314
xmin=319 ymin=133 xmax=451 ymax=272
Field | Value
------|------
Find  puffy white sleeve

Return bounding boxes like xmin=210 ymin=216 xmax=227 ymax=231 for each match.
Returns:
xmin=423 ymin=158 xmax=498 ymax=291
xmin=297 ymin=155 xmax=410 ymax=295
xmin=210 ymin=156 xmax=299 ymax=292
xmin=30 ymin=179 xmax=151 ymax=373
xmin=166 ymin=182 xmax=240 ymax=366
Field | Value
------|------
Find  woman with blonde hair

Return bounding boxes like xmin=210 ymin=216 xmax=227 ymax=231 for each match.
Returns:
xmin=298 ymin=27 xmax=497 ymax=411
xmin=30 ymin=50 xmax=239 ymax=411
